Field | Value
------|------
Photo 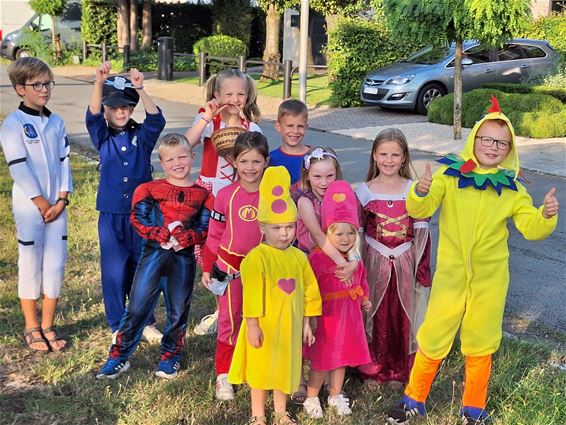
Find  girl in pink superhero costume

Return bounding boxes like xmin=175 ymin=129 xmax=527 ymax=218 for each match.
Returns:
xmin=356 ymin=128 xmax=431 ymax=386
xmin=200 ymin=132 xmax=269 ymax=400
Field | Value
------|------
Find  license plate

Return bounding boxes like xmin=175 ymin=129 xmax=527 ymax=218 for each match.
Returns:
xmin=364 ymin=86 xmax=378 ymax=94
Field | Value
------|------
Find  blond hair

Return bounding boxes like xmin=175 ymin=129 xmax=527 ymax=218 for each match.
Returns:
xmin=327 ymin=222 xmax=360 ymax=260
xmin=277 ymin=98 xmax=308 ymax=121
xmin=204 ymin=69 xmax=261 ymax=123
xmin=157 ymin=133 xmax=192 ymax=158
xmin=366 ymin=128 xmax=413 ymax=181
xmin=300 ymin=146 xmax=343 ymax=193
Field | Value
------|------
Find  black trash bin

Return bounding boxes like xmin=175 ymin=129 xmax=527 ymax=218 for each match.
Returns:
xmin=157 ymin=36 xmax=174 ymax=80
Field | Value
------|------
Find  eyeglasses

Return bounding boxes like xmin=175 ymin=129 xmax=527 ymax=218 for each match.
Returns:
xmin=475 ymin=135 xmax=510 ymax=150
xmin=23 ymin=81 xmax=55 ymax=92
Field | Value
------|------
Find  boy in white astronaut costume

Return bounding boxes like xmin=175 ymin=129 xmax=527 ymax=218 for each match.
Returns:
xmin=0 ymin=58 xmax=72 ymax=353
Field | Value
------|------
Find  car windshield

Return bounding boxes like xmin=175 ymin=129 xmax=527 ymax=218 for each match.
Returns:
xmin=403 ymin=46 xmax=452 ymax=64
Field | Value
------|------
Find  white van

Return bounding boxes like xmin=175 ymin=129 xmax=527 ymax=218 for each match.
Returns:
xmin=0 ymin=1 xmax=81 ymax=60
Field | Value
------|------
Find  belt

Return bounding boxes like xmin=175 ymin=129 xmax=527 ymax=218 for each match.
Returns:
xmin=322 ymin=285 xmax=365 ymax=302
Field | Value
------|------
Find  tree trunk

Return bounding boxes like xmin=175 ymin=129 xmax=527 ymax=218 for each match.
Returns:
xmin=129 ymin=0 xmax=138 ymax=51
xmin=117 ymin=0 xmax=130 ymax=49
xmin=50 ymin=15 xmax=60 ymax=60
xmin=325 ymin=13 xmax=340 ymax=46
xmin=141 ymin=0 xmax=152 ymax=49
xmin=453 ymin=37 xmax=463 ymax=140
xmin=307 ymin=34 xmax=315 ymax=73
xmin=261 ymin=4 xmax=281 ymax=81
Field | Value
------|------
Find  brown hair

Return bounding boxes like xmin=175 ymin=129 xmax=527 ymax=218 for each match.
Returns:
xmin=157 ymin=133 xmax=192 ymax=158
xmin=300 ymin=146 xmax=343 ymax=193
xmin=232 ymin=131 xmax=269 ymax=161
xmin=277 ymin=98 xmax=308 ymax=121
xmin=366 ymin=128 xmax=413 ymax=181
xmin=204 ymin=69 xmax=261 ymax=123
xmin=8 ymin=57 xmax=53 ymax=89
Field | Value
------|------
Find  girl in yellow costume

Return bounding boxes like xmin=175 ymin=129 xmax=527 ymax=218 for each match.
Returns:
xmin=228 ymin=166 xmax=322 ymax=425
xmin=386 ymin=97 xmax=559 ymax=425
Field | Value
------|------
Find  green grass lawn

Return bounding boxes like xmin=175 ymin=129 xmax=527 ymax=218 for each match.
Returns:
xmin=176 ymin=74 xmax=332 ymax=107
xmin=0 ymin=153 xmax=565 ymax=424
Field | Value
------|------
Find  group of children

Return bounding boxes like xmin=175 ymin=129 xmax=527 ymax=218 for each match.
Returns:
xmin=0 ymin=57 xmax=559 ymax=425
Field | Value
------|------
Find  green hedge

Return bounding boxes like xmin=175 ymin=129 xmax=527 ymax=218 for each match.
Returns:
xmin=81 ymin=0 xmax=117 ymax=45
xmin=481 ymin=83 xmax=566 ymax=103
xmin=428 ymin=89 xmax=566 ymax=138
xmin=325 ymin=17 xmax=417 ymax=107
xmin=193 ymin=35 xmax=247 ymax=74
xmin=520 ymin=13 xmax=566 ymax=60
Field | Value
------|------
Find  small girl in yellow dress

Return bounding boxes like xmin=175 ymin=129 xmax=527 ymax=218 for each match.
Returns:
xmin=228 ymin=166 xmax=322 ymax=425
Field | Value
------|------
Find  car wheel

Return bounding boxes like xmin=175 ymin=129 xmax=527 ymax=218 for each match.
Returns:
xmin=416 ymin=83 xmax=445 ymax=115
xmin=15 ymin=48 xmax=33 ymax=59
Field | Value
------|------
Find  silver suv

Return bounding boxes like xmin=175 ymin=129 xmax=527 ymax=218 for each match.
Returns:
xmin=360 ymin=39 xmax=560 ymax=114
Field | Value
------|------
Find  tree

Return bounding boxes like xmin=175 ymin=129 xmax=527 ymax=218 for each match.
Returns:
xmin=141 ymin=0 xmax=152 ymax=49
xmin=384 ymin=0 xmax=531 ymax=139
xmin=129 ymin=0 xmax=138 ymax=51
xmin=29 ymin=0 xmax=67 ymax=59
xmin=257 ymin=1 xmax=297 ymax=80
xmin=310 ymin=0 xmax=366 ymax=41
xmin=114 ymin=0 xmax=130 ymax=49
xmin=211 ymin=0 xmax=253 ymax=47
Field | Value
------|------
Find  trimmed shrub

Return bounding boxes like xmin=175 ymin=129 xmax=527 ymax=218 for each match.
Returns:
xmin=325 ymin=17 xmax=417 ymax=107
xmin=428 ymin=89 xmax=566 ymax=138
xmin=193 ymin=35 xmax=248 ymax=74
xmin=481 ymin=83 xmax=566 ymax=103
xmin=520 ymin=13 xmax=566 ymax=60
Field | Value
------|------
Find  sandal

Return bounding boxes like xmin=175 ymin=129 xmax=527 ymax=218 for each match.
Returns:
xmin=247 ymin=416 xmax=267 ymax=425
xmin=290 ymin=383 xmax=308 ymax=405
xmin=23 ymin=327 xmax=49 ymax=354
xmin=41 ymin=327 xmax=68 ymax=352
xmin=272 ymin=411 xmax=298 ymax=425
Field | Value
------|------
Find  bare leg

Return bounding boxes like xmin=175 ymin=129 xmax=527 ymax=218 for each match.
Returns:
xmin=21 ymin=298 xmax=48 ymax=351
xmin=327 ymin=367 xmax=346 ymax=397
xmin=251 ymin=388 xmax=267 ymax=419
xmin=41 ymin=296 xmax=67 ymax=350
xmin=273 ymin=389 xmax=288 ymax=414
xmin=306 ymin=368 xmax=326 ymax=398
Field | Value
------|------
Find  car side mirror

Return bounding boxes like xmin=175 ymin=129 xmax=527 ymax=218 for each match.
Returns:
xmin=462 ymin=57 xmax=473 ymax=66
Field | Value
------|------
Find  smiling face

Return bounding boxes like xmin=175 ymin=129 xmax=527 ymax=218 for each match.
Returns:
xmin=15 ymin=72 xmax=52 ymax=111
xmin=160 ymin=144 xmax=194 ymax=185
xmin=307 ymin=159 xmax=337 ymax=200
xmin=215 ymin=76 xmax=248 ymax=116
xmin=473 ymin=120 xmax=512 ymax=169
xmin=275 ymin=113 xmax=308 ymax=152
xmin=372 ymin=140 xmax=405 ymax=177
xmin=328 ymin=222 xmax=357 ymax=253
xmin=234 ymin=148 xmax=267 ymax=190
xmin=261 ymin=222 xmax=296 ymax=250
xmin=104 ymin=105 xmax=134 ymax=129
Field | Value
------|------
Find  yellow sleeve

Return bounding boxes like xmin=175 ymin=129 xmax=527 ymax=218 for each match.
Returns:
xmin=406 ymin=168 xmax=447 ymax=219
xmin=240 ymin=250 xmax=265 ymax=318
xmin=511 ymin=184 xmax=557 ymax=241
xmin=301 ymin=253 xmax=322 ymax=317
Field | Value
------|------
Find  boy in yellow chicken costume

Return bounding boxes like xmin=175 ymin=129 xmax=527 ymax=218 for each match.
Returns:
xmin=386 ymin=96 xmax=559 ymax=425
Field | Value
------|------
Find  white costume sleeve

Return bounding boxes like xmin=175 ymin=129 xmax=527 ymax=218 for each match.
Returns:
xmin=58 ymin=123 xmax=73 ymax=193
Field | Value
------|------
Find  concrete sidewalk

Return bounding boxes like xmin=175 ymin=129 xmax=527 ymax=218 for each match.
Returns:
xmin=52 ymin=66 xmax=566 ymax=177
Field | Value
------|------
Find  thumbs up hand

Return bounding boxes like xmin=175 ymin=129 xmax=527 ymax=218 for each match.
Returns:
xmin=542 ymin=187 xmax=559 ymax=219
xmin=416 ymin=163 xmax=433 ymax=196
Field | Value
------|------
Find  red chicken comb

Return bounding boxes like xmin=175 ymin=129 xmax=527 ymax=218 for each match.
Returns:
xmin=488 ymin=95 xmax=501 ymax=113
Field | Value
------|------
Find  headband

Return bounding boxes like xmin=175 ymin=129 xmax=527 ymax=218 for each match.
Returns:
xmin=304 ymin=147 xmax=338 ymax=170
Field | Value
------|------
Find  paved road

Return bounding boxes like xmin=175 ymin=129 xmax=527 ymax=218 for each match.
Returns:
xmin=1 ymin=68 xmax=565 ymax=342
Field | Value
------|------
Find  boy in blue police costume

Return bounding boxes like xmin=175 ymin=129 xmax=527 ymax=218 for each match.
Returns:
xmin=86 ymin=61 xmax=166 ymax=343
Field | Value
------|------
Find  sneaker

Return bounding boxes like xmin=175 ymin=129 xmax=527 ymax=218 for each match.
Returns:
xmin=194 ymin=311 xmax=218 ymax=336
xmin=155 ymin=356 xmax=180 ymax=380
xmin=461 ymin=407 xmax=490 ymax=425
xmin=96 ymin=358 xmax=130 ymax=379
xmin=215 ymin=373 xmax=235 ymax=401
xmin=303 ymin=396 xmax=323 ymax=419
xmin=386 ymin=395 xmax=426 ymax=424
xmin=141 ymin=325 xmax=163 ymax=344
xmin=328 ymin=394 xmax=352 ymax=416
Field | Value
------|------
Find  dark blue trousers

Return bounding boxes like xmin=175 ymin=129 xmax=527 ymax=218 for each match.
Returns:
xmin=109 ymin=245 xmax=196 ymax=362
xmin=99 ymin=212 xmax=156 ymax=331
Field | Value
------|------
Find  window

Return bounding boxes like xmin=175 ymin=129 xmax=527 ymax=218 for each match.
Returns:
xmin=522 ymin=45 xmax=547 ymax=59
xmin=464 ymin=45 xmax=491 ymax=63
xmin=498 ymin=44 xmax=525 ymax=61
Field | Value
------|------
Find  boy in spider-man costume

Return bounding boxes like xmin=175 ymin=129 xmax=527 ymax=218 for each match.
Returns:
xmin=96 ymin=133 xmax=214 ymax=380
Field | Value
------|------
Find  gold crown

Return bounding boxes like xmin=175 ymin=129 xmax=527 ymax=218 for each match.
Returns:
xmin=211 ymin=127 xmax=246 ymax=157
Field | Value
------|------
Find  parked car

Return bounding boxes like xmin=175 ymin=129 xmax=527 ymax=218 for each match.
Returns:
xmin=360 ymin=39 xmax=560 ymax=114
xmin=0 ymin=1 xmax=81 ymax=60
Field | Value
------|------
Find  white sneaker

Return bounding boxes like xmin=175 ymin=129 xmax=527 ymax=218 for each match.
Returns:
xmin=328 ymin=394 xmax=352 ymax=416
xmin=303 ymin=396 xmax=323 ymax=419
xmin=215 ymin=373 xmax=235 ymax=401
xmin=141 ymin=325 xmax=163 ymax=344
xmin=194 ymin=311 xmax=218 ymax=336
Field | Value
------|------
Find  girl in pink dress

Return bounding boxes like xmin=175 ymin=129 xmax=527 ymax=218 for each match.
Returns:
xmin=303 ymin=181 xmax=372 ymax=419
xmin=356 ymin=128 xmax=431 ymax=386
